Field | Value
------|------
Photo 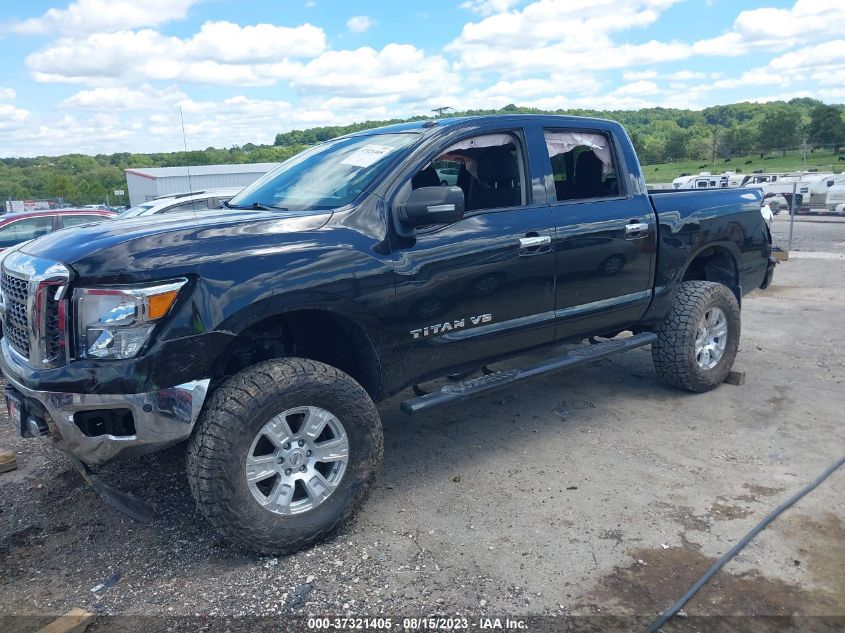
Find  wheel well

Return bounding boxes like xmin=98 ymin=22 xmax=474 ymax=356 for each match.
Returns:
xmin=681 ymin=246 xmax=738 ymax=289
xmin=215 ymin=310 xmax=383 ymax=400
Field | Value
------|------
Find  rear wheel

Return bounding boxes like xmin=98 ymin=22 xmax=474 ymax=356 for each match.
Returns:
xmin=651 ymin=281 xmax=740 ymax=392
xmin=187 ymin=358 xmax=383 ymax=554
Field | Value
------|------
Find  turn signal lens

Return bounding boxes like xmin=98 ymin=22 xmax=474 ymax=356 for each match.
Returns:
xmin=147 ymin=289 xmax=180 ymax=320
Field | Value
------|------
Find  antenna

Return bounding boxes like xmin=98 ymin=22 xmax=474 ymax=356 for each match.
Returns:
xmin=179 ymin=106 xmax=195 ymax=197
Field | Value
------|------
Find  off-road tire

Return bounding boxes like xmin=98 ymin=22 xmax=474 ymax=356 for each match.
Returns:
xmin=651 ymin=281 xmax=740 ymax=392
xmin=187 ymin=358 xmax=383 ymax=554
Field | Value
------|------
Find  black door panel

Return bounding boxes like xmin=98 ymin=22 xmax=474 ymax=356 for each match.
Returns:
xmin=392 ymin=206 xmax=556 ymax=381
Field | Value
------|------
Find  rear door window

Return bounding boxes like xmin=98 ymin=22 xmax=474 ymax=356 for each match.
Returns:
xmin=164 ymin=200 xmax=208 ymax=213
xmin=0 ymin=216 xmax=55 ymax=247
xmin=544 ymin=130 xmax=620 ymax=201
xmin=61 ymin=214 xmax=103 ymax=228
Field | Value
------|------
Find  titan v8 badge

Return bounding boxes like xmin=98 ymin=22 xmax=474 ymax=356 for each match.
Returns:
xmin=410 ymin=314 xmax=493 ymax=340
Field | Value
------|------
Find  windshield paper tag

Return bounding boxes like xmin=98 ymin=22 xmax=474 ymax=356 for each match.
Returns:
xmin=341 ymin=145 xmax=394 ymax=168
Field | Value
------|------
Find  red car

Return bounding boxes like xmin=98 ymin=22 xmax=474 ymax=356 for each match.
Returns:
xmin=0 ymin=208 xmax=116 ymax=252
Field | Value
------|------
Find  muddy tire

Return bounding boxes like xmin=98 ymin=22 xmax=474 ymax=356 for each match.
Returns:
xmin=187 ymin=358 xmax=383 ymax=554
xmin=651 ymin=281 xmax=740 ymax=392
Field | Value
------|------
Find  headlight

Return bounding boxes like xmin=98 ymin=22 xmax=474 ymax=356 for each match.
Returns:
xmin=74 ymin=279 xmax=187 ymax=359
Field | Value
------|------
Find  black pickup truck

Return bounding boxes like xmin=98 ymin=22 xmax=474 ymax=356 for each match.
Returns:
xmin=0 ymin=115 xmax=775 ymax=553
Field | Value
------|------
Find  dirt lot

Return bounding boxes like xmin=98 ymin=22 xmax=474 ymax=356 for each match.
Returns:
xmin=1 ymin=242 xmax=844 ymax=631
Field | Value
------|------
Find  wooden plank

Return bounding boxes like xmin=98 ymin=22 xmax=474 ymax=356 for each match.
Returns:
xmin=0 ymin=450 xmax=16 ymax=474
xmin=36 ymin=609 xmax=94 ymax=633
xmin=724 ymin=370 xmax=746 ymax=386
xmin=772 ymin=247 xmax=789 ymax=262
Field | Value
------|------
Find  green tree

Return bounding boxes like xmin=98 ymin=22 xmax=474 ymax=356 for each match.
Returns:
xmin=702 ymin=105 xmax=731 ymax=164
xmin=662 ymin=123 xmax=691 ymax=161
xmin=719 ymin=124 xmax=755 ymax=158
xmin=807 ymin=104 xmax=845 ymax=153
xmin=756 ymin=105 xmax=803 ymax=153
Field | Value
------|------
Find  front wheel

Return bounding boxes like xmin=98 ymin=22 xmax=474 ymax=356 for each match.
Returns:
xmin=187 ymin=358 xmax=383 ymax=554
xmin=651 ymin=281 xmax=740 ymax=392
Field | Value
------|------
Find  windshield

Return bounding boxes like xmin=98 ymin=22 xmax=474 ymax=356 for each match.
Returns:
xmin=229 ymin=132 xmax=419 ymax=212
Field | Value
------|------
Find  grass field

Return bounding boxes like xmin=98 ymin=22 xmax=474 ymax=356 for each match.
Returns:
xmin=642 ymin=149 xmax=844 ymax=184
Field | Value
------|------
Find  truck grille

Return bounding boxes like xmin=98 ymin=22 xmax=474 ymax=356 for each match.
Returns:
xmin=1 ymin=253 xmax=70 ymax=367
xmin=1 ymin=271 xmax=30 ymax=357
xmin=46 ymin=294 xmax=64 ymax=359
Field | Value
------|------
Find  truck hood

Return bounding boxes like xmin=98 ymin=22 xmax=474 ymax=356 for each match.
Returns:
xmin=19 ymin=208 xmax=333 ymax=281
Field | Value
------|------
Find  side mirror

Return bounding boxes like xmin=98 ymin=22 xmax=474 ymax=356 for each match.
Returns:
xmin=398 ymin=186 xmax=465 ymax=226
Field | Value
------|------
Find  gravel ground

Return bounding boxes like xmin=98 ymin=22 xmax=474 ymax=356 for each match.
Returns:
xmin=1 ymin=257 xmax=843 ymax=631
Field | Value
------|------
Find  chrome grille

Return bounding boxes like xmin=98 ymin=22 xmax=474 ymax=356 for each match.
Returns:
xmin=46 ymin=294 xmax=63 ymax=359
xmin=1 ymin=252 xmax=71 ymax=367
xmin=1 ymin=271 xmax=30 ymax=357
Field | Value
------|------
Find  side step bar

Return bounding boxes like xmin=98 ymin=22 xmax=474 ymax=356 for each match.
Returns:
xmin=400 ymin=332 xmax=658 ymax=415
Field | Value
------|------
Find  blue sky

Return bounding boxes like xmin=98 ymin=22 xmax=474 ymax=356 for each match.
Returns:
xmin=0 ymin=0 xmax=843 ymax=157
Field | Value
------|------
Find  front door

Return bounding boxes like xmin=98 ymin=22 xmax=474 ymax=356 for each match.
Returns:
xmin=391 ymin=129 xmax=557 ymax=383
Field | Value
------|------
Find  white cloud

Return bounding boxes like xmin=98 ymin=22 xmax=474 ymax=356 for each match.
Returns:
xmin=61 ymin=85 xmax=187 ymax=110
xmin=667 ymin=70 xmax=706 ymax=81
xmin=448 ymin=0 xmax=845 ymax=80
xmin=291 ymin=44 xmax=455 ymax=97
xmin=768 ymin=40 xmax=845 ymax=80
xmin=183 ymin=21 xmax=326 ymax=62
xmin=460 ymin=0 xmax=521 ymax=16
xmin=623 ymin=70 xmax=658 ymax=81
xmin=448 ymin=0 xmax=687 ymax=74
xmin=27 ymin=22 xmax=327 ymax=86
xmin=346 ymin=16 xmax=375 ymax=34
xmin=10 ymin=0 xmax=200 ymax=36
xmin=0 ymin=90 xmax=451 ymax=157
xmin=6 ymin=0 xmax=845 ymax=157
xmin=612 ymin=80 xmax=661 ymax=96
xmin=0 ymin=104 xmax=30 ymax=128
xmin=686 ymin=41 xmax=845 ymax=95
xmin=693 ymin=0 xmax=845 ymax=56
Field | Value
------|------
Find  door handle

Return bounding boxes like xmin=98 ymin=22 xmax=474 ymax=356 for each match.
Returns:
xmin=518 ymin=235 xmax=551 ymax=249
xmin=624 ymin=222 xmax=649 ymax=239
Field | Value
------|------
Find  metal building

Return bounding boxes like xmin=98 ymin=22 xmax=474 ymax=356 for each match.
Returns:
xmin=124 ymin=163 xmax=278 ymax=207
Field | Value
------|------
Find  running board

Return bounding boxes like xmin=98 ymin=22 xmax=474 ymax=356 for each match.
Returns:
xmin=400 ymin=332 xmax=658 ymax=415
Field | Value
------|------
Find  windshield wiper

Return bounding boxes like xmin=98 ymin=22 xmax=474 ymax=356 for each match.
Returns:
xmin=250 ymin=202 xmax=277 ymax=210
xmin=224 ymin=201 xmax=284 ymax=211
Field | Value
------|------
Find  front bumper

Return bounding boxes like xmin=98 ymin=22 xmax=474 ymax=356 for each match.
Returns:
xmin=1 ymin=341 xmax=209 ymax=465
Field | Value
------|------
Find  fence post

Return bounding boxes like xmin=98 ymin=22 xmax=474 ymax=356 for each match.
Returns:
xmin=788 ymin=181 xmax=796 ymax=252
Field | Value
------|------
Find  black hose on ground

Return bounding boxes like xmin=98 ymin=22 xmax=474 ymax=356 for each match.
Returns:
xmin=644 ymin=453 xmax=845 ymax=633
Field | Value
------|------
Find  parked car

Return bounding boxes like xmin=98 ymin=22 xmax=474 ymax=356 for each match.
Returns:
xmin=120 ymin=188 xmax=242 ymax=218
xmin=0 ymin=115 xmax=774 ymax=554
xmin=0 ymin=208 xmax=115 ymax=252
xmin=435 ymin=166 xmax=460 ymax=186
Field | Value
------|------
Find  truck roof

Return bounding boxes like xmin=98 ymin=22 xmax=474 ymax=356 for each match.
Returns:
xmin=346 ymin=114 xmax=619 ymax=137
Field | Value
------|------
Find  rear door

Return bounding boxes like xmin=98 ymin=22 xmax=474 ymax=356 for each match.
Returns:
xmin=541 ymin=127 xmax=656 ymax=340
xmin=390 ymin=127 xmax=557 ymax=382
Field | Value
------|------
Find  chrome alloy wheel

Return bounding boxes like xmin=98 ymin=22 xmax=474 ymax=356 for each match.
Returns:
xmin=695 ymin=307 xmax=728 ymax=370
xmin=245 ymin=406 xmax=349 ymax=515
